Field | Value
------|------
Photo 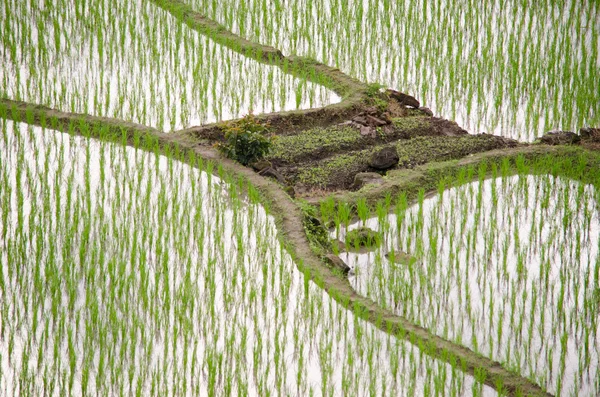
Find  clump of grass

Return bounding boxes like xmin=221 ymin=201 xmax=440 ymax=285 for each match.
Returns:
xmin=345 ymin=227 xmax=382 ymax=249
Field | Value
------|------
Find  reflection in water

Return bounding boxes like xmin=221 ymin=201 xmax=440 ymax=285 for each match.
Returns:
xmin=186 ymin=0 xmax=599 ymax=141
xmin=0 ymin=120 xmax=494 ymax=396
xmin=336 ymin=175 xmax=600 ymax=395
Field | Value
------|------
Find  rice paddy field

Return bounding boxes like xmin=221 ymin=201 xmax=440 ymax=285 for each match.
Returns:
xmin=0 ymin=119 xmax=497 ymax=396
xmin=1 ymin=0 xmax=599 ymax=396
xmin=0 ymin=0 xmax=338 ymax=131
xmin=184 ymin=0 xmax=600 ymax=141
xmin=333 ymin=164 xmax=600 ymax=395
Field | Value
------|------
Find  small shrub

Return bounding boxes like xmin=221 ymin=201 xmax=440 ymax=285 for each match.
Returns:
xmin=345 ymin=227 xmax=382 ymax=249
xmin=217 ymin=114 xmax=274 ymax=165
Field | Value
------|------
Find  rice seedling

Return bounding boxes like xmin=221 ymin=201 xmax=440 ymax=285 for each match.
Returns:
xmin=183 ymin=0 xmax=599 ymax=141
xmin=0 ymin=119 xmax=496 ymax=396
xmin=336 ymin=162 xmax=600 ymax=395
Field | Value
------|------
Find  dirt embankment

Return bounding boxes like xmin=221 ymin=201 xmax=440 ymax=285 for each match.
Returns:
xmin=185 ymin=92 xmax=519 ymax=195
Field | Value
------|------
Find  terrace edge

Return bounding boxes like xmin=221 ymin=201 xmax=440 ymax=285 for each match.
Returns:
xmin=0 ymin=98 xmax=570 ymax=396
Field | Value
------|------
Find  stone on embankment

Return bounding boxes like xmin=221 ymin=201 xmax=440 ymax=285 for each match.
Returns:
xmin=353 ymin=172 xmax=384 ymax=190
xmin=431 ymin=118 xmax=468 ymax=136
xmin=580 ymin=127 xmax=600 ymax=141
xmin=480 ymin=133 xmax=519 ymax=148
xmin=386 ymin=89 xmax=421 ymax=108
xmin=366 ymin=115 xmax=388 ymax=127
xmin=358 ymin=124 xmax=372 ymax=136
xmin=347 ymin=111 xmax=391 ymax=137
xmin=419 ymin=106 xmax=434 ymax=116
xmin=540 ymin=130 xmax=581 ymax=145
xmin=250 ymin=159 xmax=272 ymax=172
xmin=369 ymin=147 xmax=399 ymax=170
xmin=324 ymin=254 xmax=351 ymax=275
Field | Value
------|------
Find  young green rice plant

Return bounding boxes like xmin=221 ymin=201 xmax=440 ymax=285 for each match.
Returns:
xmin=335 ymin=159 xmax=600 ymax=395
xmin=0 ymin=119 xmax=495 ymax=395
xmin=0 ymin=0 xmax=338 ymax=132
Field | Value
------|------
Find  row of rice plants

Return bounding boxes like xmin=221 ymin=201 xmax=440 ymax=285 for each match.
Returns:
xmin=0 ymin=0 xmax=338 ymax=131
xmin=0 ymin=119 xmax=494 ymax=396
xmin=331 ymin=159 xmax=600 ymax=396
xmin=184 ymin=0 xmax=599 ymax=141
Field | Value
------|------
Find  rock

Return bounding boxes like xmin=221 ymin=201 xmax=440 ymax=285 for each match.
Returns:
xmin=432 ymin=118 xmax=468 ymax=136
xmin=353 ymin=172 xmax=384 ymax=190
xmin=324 ymin=254 xmax=351 ymax=275
xmin=369 ymin=147 xmax=399 ymax=170
xmin=580 ymin=127 xmax=600 ymax=141
xmin=499 ymin=136 xmax=519 ymax=147
xmin=359 ymin=124 xmax=373 ymax=136
xmin=345 ymin=227 xmax=382 ymax=249
xmin=250 ymin=159 xmax=272 ymax=172
xmin=540 ymin=130 xmax=581 ymax=145
xmin=346 ymin=112 xmax=390 ymax=137
xmin=259 ymin=167 xmax=287 ymax=184
xmin=419 ymin=106 xmax=434 ymax=116
xmin=386 ymin=89 xmax=420 ymax=108
xmin=352 ymin=115 xmax=369 ymax=126
xmin=366 ymin=114 xmax=388 ymax=127
xmin=364 ymin=106 xmax=379 ymax=115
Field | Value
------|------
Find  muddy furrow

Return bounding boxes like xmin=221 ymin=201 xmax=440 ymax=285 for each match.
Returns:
xmin=1 ymin=99 xmax=554 ymax=396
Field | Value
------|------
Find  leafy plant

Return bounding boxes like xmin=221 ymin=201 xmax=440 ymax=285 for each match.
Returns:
xmin=217 ymin=114 xmax=274 ymax=165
